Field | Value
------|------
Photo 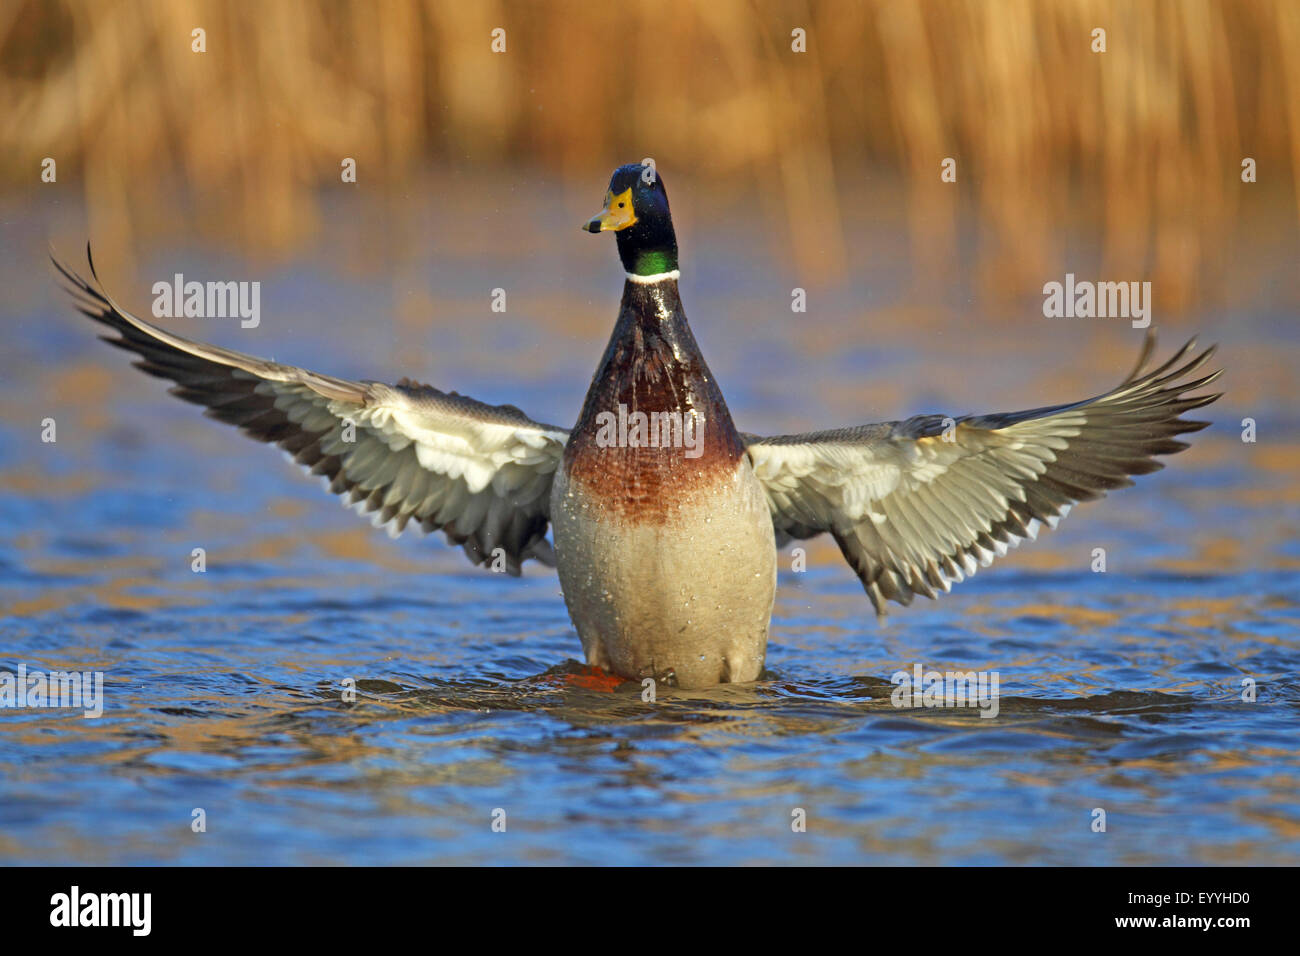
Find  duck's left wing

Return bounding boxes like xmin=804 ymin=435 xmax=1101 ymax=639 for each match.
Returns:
xmin=743 ymin=336 xmax=1222 ymax=616
xmin=54 ymin=248 xmax=567 ymax=574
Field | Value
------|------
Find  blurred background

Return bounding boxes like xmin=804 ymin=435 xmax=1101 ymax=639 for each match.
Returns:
xmin=1 ymin=0 xmax=1299 ymax=865
xmin=2 ymin=0 xmax=1298 ymax=304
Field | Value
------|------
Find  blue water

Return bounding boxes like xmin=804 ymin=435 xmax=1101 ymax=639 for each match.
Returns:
xmin=2 ymin=196 xmax=1298 ymax=865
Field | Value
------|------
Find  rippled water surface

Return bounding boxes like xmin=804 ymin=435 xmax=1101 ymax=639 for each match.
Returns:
xmin=2 ymin=189 xmax=1298 ymax=865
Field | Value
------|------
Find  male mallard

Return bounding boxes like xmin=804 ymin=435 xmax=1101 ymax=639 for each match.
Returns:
xmin=54 ymin=162 xmax=1222 ymax=689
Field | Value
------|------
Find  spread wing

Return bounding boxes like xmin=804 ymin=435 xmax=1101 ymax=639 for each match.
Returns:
xmin=54 ymin=247 xmax=568 ymax=574
xmin=744 ymin=336 xmax=1222 ymax=615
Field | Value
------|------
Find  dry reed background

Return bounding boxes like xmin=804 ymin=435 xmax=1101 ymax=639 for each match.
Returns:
xmin=2 ymin=0 xmax=1298 ymax=311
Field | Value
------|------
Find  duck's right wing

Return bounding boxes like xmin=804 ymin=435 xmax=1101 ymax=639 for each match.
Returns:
xmin=744 ymin=336 xmax=1222 ymax=615
xmin=54 ymin=247 xmax=568 ymax=574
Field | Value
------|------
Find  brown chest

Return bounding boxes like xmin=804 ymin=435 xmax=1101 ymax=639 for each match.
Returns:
xmin=564 ymin=280 xmax=745 ymax=522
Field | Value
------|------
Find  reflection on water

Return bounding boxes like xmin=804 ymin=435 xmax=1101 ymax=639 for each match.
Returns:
xmin=1 ymin=189 xmax=1298 ymax=866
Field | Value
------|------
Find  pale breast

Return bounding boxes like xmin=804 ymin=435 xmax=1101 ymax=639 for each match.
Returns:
xmin=551 ymin=455 xmax=777 ymax=689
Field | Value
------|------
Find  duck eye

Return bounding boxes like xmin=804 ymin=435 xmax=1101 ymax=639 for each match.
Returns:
xmin=618 ymin=202 xmax=625 ymax=208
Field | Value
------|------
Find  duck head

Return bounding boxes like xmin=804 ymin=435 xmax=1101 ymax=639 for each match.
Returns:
xmin=584 ymin=163 xmax=678 ymax=278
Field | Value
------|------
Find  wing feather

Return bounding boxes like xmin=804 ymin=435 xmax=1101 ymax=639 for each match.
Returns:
xmin=745 ymin=335 xmax=1222 ymax=615
xmin=53 ymin=246 xmax=568 ymax=574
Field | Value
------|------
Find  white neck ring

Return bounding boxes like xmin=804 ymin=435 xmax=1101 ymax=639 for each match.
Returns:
xmin=625 ymin=270 xmax=680 ymax=284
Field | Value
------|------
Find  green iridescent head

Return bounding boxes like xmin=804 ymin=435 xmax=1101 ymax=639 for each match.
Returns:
xmin=583 ymin=162 xmax=679 ymax=277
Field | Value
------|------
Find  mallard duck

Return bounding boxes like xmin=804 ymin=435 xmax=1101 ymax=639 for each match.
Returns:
xmin=54 ymin=162 xmax=1222 ymax=689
